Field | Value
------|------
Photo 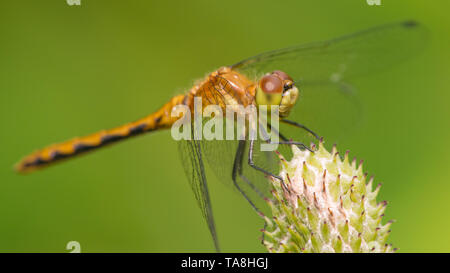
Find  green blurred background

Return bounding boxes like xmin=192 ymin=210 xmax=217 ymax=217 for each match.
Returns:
xmin=0 ymin=0 xmax=448 ymax=252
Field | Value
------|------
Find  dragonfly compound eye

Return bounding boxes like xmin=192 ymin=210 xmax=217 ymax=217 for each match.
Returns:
xmin=272 ymin=70 xmax=293 ymax=82
xmin=256 ymin=74 xmax=283 ymax=107
xmin=260 ymin=74 xmax=283 ymax=94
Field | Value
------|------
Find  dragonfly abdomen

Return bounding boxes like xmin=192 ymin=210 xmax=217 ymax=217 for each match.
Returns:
xmin=15 ymin=94 xmax=186 ymax=173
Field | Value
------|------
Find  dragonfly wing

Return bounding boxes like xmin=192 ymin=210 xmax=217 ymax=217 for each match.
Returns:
xmin=231 ymin=21 xmax=428 ymax=85
xmin=277 ymin=81 xmax=363 ymax=148
xmin=232 ymin=21 xmax=428 ymax=148
xmin=177 ymin=138 xmax=220 ymax=252
xmin=201 ymin=137 xmax=279 ymax=216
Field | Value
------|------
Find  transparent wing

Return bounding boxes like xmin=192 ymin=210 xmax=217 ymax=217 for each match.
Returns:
xmin=232 ymin=21 xmax=428 ymax=148
xmin=202 ymin=138 xmax=279 ymax=216
xmin=277 ymin=82 xmax=363 ymax=148
xmin=177 ymin=138 xmax=220 ymax=251
xmin=231 ymin=21 xmax=428 ymax=84
xmin=200 ymin=115 xmax=284 ymax=216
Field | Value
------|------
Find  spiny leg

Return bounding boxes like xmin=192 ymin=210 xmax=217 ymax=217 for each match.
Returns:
xmin=232 ymin=140 xmax=264 ymax=216
xmin=232 ymin=140 xmax=268 ymax=245
xmin=265 ymin=121 xmax=312 ymax=151
xmin=280 ymin=119 xmax=321 ymax=141
xmin=248 ymin=132 xmax=292 ymax=193
xmin=248 ymin=123 xmax=319 ymax=242
xmin=272 ymin=141 xmax=314 ymax=152
xmin=267 ymin=122 xmax=288 ymax=141
xmin=247 ymin=138 xmax=295 ymax=245
xmin=248 ymin=139 xmax=283 ymax=182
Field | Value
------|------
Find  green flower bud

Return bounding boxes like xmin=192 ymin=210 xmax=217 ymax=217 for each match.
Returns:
xmin=263 ymin=141 xmax=395 ymax=253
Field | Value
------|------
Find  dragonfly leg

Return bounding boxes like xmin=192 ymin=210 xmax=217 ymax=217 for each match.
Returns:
xmin=281 ymin=119 xmax=320 ymax=141
xmin=232 ymin=140 xmax=264 ymax=217
xmin=239 ymin=174 xmax=266 ymax=200
xmin=272 ymin=141 xmax=314 ymax=152
xmin=240 ymin=173 xmax=269 ymax=246
xmin=261 ymin=221 xmax=268 ymax=246
xmin=265 ymin=122 xmax=313 ymax=152
xmin=248 ymin=138 xmax=295 ymax=195
xmin=248 ymin=139 xmax=283 ymax=182
xmin=233 ymin=140 xmax=269 ymax=245
xmin=267 ymin=122 xmax=288 ymax=141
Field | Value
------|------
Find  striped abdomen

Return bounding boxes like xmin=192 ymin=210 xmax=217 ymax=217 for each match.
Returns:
xmin=15 ymin=95 xmax=186 ymax=173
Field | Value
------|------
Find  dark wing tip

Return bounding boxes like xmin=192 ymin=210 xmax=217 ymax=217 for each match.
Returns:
xmin=402 ymin=20 xmax=419 ymax=28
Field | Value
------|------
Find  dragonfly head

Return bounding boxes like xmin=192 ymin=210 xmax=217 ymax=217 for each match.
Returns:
xmin=255 ymin=70 xmax=299 ymax=118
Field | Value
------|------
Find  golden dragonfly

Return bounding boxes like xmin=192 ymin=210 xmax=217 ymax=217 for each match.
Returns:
xmin=15 ymin=21 xmax=426 ymax=251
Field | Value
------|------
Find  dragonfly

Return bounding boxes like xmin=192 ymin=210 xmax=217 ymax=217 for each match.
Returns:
xmin=15 ymin=21 xmax=427 ymax=252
